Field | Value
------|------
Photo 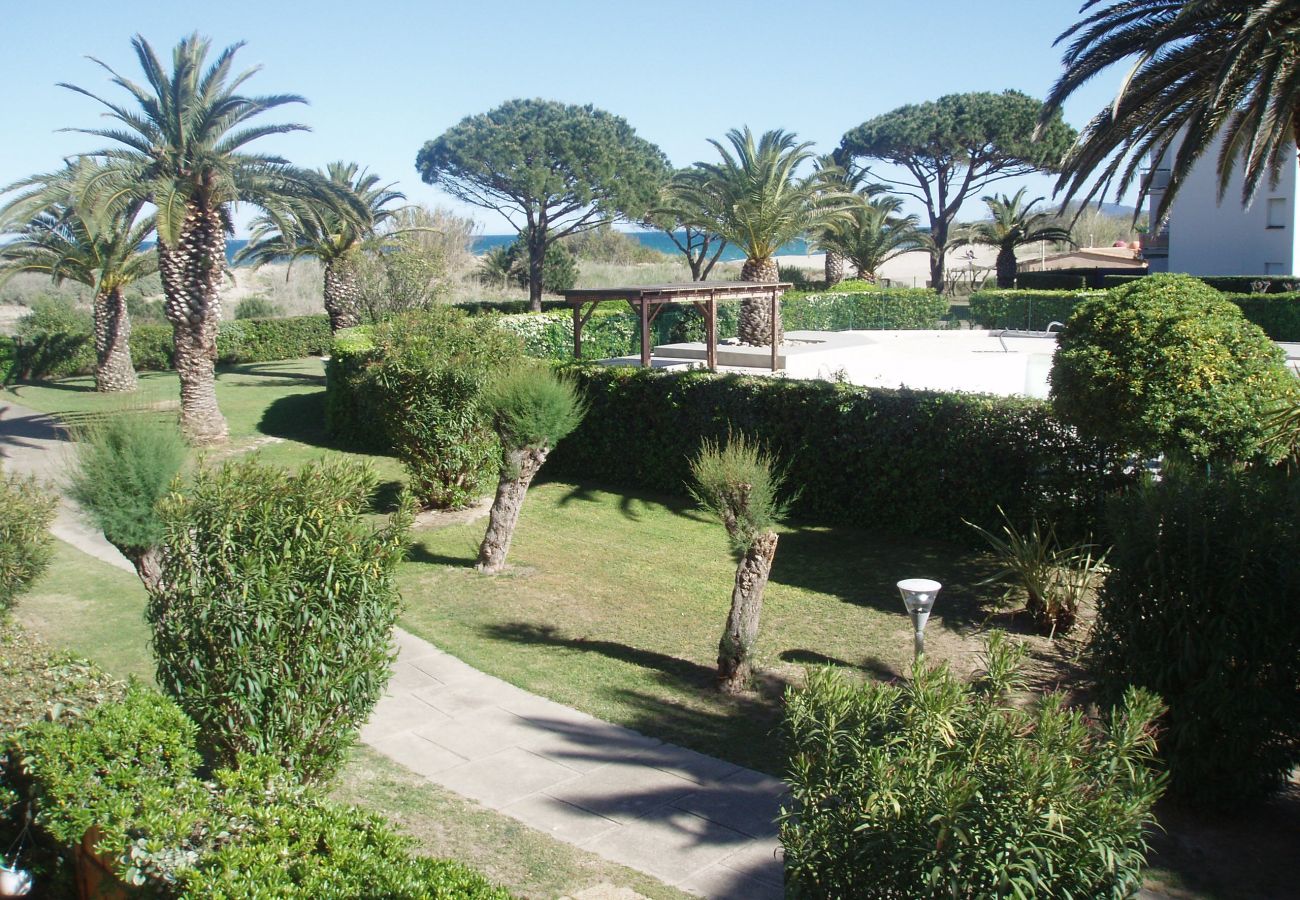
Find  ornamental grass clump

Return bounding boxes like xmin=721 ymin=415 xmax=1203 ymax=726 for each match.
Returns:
xmin=781 ymin=633 xmax=1166 ymax=899
xmin=67 ymin=413 xmax=187 ymax=591
xmin=0 ymin=474 xmax=57 ymax=614
xmin=476 ymin=366 xmax=586 ymax=574
xmin=690 ymin=434 xmax=790 ymax=693
xmin=148 ymin=457 xmax=412 ymax=781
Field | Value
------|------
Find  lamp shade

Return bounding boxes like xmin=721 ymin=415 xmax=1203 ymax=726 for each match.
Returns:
xmin=897 ymin=578 xmax=941 ymax=617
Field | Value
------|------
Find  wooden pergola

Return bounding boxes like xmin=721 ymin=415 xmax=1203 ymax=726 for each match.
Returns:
xmin=561 ymin=282 xmax=792 ymax=371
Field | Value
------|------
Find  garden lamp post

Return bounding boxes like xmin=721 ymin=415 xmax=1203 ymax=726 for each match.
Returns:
xmin=897 ymin=578 xmax=941 ymax=661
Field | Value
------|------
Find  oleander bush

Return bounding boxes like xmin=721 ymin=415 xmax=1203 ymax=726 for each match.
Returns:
xmin=2 ymin=689 xmax=510 ymax=898
xmin=148 ymin=457 xmax=412 ymax=780
xmin=1051 ymin=274 xmax=1297 ymax=462
xmin=1095 ymin=466 xmax=1300 ymax=806
xmin=781 ymin=633 xmax=1166 ymax=898
xmin=546 ymin=367 xmax=1132 ymax=543
xmin=0 ymin=474 xmax=57 ymax=614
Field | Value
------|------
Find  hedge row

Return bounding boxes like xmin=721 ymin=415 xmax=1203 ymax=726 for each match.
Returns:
xmin=1102 ymin=274 xmax=1300 ymax=293
xmin=2 ymin=688 xmax=509 ymax=898
xmin=489 ymin=288 xmax=949 ymax=363
xmin=4 ymin=315 xmax=333 ymax=381
xmin=970 ymin=288 xmax=1300 ymax=340
xmin=546 ymin=367 xmax=1133 ymax=543
xmin=1016 ymin=271 xmax=1088 ymax=290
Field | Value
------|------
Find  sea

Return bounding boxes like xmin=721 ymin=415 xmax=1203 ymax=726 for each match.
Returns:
xmin=222 ymin=232 xmax=811 ymax=264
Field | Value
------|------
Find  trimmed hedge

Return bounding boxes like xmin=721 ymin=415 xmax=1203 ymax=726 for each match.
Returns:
xmin=1104 ymin=274 xmax=1300 ymax=293
xmin=968 ymin=289 xmax=1101 ymax=331
xmin=781 ymin=288 xmax=948 ymax=330
xmin=970 ymin=286 xmax=1300 ymax=341
xmin=3 ymin=315 xmax=332 ymax=382
xmin=1016 ymin=271 xmax=1088 ymax=290
xmin=546 ymin=367 xmax=1133 ymax=542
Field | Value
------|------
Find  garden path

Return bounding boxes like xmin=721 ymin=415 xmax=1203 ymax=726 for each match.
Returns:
xmin=0 ymin=399 xmax=785 ymax=900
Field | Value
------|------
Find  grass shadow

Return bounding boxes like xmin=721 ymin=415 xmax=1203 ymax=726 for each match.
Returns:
xmin=5 ymin=378 xmax=97 ymax=394
xmin=406 ymin=541 xmax=476 ymax=569
xmin=218 ymin=362 xmax=327 ymax=387
xmin=547 ymin=476 xmax=711 ymax=525
xmin=257 ymin=391 xmax=332 ymax=446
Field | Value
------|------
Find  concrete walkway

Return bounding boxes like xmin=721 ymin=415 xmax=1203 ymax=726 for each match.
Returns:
xmin=0 ymin=399 xmax=785 ymax=899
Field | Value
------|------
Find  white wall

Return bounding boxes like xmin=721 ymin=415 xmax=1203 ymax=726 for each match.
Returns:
xmin=1158 ymin=138 xmax=1298 ymax=276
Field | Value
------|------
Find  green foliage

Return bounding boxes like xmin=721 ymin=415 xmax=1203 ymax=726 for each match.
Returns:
xmin=563 ymin=223 xmax=666 ymax=264
xmin=485 ymin=366 xmax=586 ymax=453
xmin=1225 ymin=291 xmax=1300 ymax=342
xmin=358 ymin=308 xmax=522 ymax=508
xmin=966 ymin=509 xmax=1106 ymax=635
xmin=149 ymin=457 xmax=412 ymax=780
xmin=781 ymin=289 xmax=947 ymax=331
xmin=0 ymin=474 xmax=57 ymax=614
xmin=355 ymin=236 xmax=449 ymax=322
xmin=1050 ymin=274 xmax=1297 ymax=462
xmin=1016 ymin=270 xmax=1088 ymax=290
xmin=781 ymin=633 xmax=1165 ymax=898
xmin=1201 ymin=275 xmax=1300 ymax=294
xmin=214 ymin=314 xmax=333 ymax=363
xmin=1095 ymin=466 xmax=1300 ymax=806
xmin=485 ymin=232 xmax=579 ymax=295
xmin=546 ymin=367 xmax=1133 ymax=544
xmin=4 ymin=690 xmax=510 ymax=897
xmin=817 ymin=196 xmax=924 ymax=282
xmin=690 ymin=434 xmax=788 ymax=554
xmin=234 ymin=295 xmax=279 ymax=319
xmin=67 ymin=414 xmax=187 ymax=556
xmin=417 ymin=99 xmax=669 ymax=303
xmin=968 ymin=288 xmax=1099 ymax=330
xmin=0 ymin=620 xmax=125 ymax=735
xmin=10 ymin=297 xmax=91 ymax=380
xmin=777 ymin=264 xmax=813 ymax=286
xmin=955 ymin=188 xmax=1074 ymax=287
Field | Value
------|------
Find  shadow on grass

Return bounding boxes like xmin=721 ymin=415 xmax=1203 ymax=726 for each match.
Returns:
xmin=218 ymin=362 xmax=326 ymax=386
xmin=5 ymin=378 xmax=96 ymax=394
xmin=548 ymin=477 xmax=712 ymax=526
xmin=406 ymin=542 xmax=476 ymax=569
xmin=257 ymin=391 xmax=333 ymax=446
xmin=770 ymin=525 xmax=1000 ymax=633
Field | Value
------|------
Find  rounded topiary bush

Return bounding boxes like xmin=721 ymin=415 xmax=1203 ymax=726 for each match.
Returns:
xmin=1050 ymin=273 xmax=1297 ymax=462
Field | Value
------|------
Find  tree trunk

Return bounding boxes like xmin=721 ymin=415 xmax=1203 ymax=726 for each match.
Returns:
xmin=527 ymin=234 xmax=546 ymax=313
xmin=476 ymin=446 xmax=548 ymax=574
xmin=126 ymin=546 xmax=163 ymax=594
xmin=158 ymin=203 xmax=229 ymax=445
xmin=717 ymin=530 xmax=778 ymax=694
xmin=824 ymin=251 xmax=845 ymax=287
xmin=737 ymin=257 xmax=783 ymax=346
xmin=996 ymin=245 xmax=1017 ymax=288
xmin=92 ymin=286 xmax=137 ymax=393
xmin=323 ymin=254 xmax=363 ymax=331
xmin=929 ymin=248 xmax=946 ymax=293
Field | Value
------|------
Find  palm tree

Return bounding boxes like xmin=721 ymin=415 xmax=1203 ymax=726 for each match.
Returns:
xmin=952 ymin=189 xmax=1074 ymax=288
xmin=60 ymin=33 xmax=355 ymax=443
xmin=0 ymin=165 xmax=155 ymax=392
xmin=811 ymin=152 xmax=876 ymax=286
xmin=237 ymin=162 xmax=405 ymax=332
xmin=665 ymin=128 xmax=850 ymax=346
xmin=1044 ymin=1 xmax=1300 ymax=224
xmin=820 ymin=195 xmax=924 ymax=284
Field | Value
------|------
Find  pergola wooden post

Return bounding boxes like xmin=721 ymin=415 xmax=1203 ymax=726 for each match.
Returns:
xmin=563 ymin=282 xmax=791 ymax=372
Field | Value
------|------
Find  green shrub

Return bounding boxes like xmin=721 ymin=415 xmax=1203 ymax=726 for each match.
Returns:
xmin=149 ymin=457 xmax=412 ymax=780
xmin=362 ymin=309 xmax=522 ymax=508
xmin=1094 ymin=466 xmax=1300 ymax=806
xmin=324 ymin=325 xmax=387 ymax=452
xmin=455 ymin=298 xmax=570 ymax=315
xmin=1050 ymin=273 xmax=1297 ymax=462
xmin=485 ymin=233 xmax=579 ymax=294
xmin=497 ymin=307 xmax=639 ymax=361
xmin=215 ymin=314 xmax=332 ymax=363
xmin=968 ymin=288 xmax=1100 ymax=330
xmin=4 ymin=690 xmax=510 ymax=897
xmin=781 ymin=288 xmax=947 ymax=330
xmin=1016 ymin=270 xmax=1087 ymax=290
xmin=0 ymin=474 xmax=57 ymax=614
xmin=0 ymin=620 xmax=125 ymax=735
xmin=11 ymin=298 xmax=93 ymax=380
xmin=1101 ymin=274 xmax=1146 ymax=289
xmin=234 ymin=295 xmax=279 ymax=319
xmin=1200 ymin=274 xmax=1300 ymax=294
xmin=547 ymin=367 xmax=1132 ymax=543
xmin=130 ymin=323 xmax=176 ymax=370
xmin=781 ymin=634 xmax=1165 ymax=898
xmin=1225 ymin=291 xmax=1300 ymax=342
xmin=563 ymin=224 xmax=665 ymax=264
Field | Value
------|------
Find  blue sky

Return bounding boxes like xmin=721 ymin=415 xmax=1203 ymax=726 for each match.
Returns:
xmin=0 ymin=0 xmax=1124 ymax=235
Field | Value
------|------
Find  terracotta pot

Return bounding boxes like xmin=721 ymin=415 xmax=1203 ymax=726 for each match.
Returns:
xmin=74 ymin=828 xmax=132 ymax=900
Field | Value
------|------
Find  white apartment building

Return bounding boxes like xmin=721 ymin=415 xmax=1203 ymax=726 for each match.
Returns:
xmin=1145 ymin=138 xmax=1300 ymax=276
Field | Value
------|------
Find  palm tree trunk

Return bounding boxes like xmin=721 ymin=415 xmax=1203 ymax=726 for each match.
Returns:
xmin=323 ymin=254 xmax=363 ymax=331
xmin=476 ymin=446 xmax=548 ymax=574
xmin=996 ymin=245 xmax=1018 ymax=288
xmin=824 ymin=251 xmax=845 ymax=286
xmin=717 ymin=530 xmax=778 ymax=694
xmin=158 ymin=203 xmax=229 ymax=445
xmin=737 ymin=257 xmax=784 ymax=346
xmin=92 ymin=286 xmax=137 ymax=393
